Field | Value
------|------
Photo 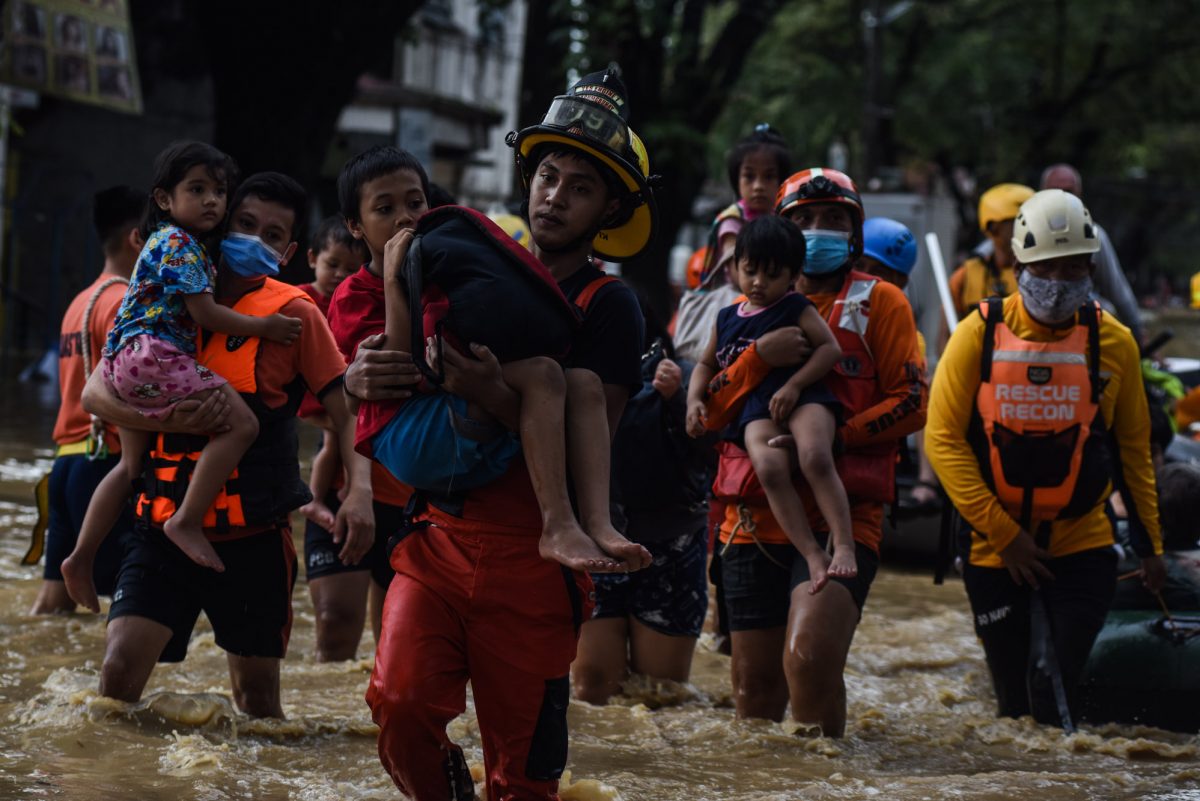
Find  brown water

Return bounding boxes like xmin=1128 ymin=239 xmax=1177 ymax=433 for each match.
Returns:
xmin=1 ymin=379 xmax=1197 ymax=801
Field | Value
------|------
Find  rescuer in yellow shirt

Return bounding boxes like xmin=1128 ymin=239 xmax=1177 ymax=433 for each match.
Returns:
xmin=926 ymin=189 xmax=1165 ymax=728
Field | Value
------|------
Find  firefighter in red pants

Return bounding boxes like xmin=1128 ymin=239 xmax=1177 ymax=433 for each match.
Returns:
xmin=347 ymin=67 xmax=657 ymax=800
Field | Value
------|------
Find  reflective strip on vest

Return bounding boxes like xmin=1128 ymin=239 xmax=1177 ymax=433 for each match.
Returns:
xmin=137 ymin=278 xmax=314 ymax=530
xmin=973 ymin=301 xmax=1102 ymax=529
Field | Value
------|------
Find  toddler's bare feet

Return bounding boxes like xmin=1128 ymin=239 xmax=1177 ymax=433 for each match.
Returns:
xmin=300 ymin=498 xmax=336 ymax=531
xmin=827 ymin=538 xmax=858 ymax=579
xmin=61 ymin=551 xmax=99 ymax=613
xmin=540 ymin=519 xmax=622 ymax=572
xmin=802 ymin=548 xmax=832 ymax=595
xmin=163 ymin=516 xmax=226 ymax=572
xmin=588 ymin=524 xmax=652 ymax=572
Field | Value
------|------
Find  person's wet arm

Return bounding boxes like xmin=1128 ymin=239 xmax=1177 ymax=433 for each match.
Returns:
xmin=839 ymin=286 xmax=927 ymax=449
xmin=1110 ymin=333 xmax=1163 ymax=558
xmin=441 ymin=341 xmax=521 ymax=431
xmin=701 ymin=326 xmax=810 ymax=430
xmin=320 ymin=384 xmax=374 ymax=565
xmin=924 ymin=317 xmax=1022 ymax=552
xmin=342 ymin=333 xmax=423 ymax=413
xmin=81 ymin=364 xmax=232 ymax=435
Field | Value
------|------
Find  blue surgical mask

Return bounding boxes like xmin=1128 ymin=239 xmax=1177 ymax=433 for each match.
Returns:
xmin=801 ymin=229 xmax=851 ymax=275
xmin=220 ymin=233 xmax=285 ymax=277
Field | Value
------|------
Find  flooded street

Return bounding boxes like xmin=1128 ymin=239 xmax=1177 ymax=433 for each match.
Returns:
xmin=1 ymin=378 xmax=1197 ymax=801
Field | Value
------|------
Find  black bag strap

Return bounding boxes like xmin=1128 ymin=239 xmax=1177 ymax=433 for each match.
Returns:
xmin=1079 ymin=301 xmax=1102 ymax=404
xmin=979 ymin=296 xmax=1003 ymax=384
xmin=402 ymin=234 xmax=446 ymax=386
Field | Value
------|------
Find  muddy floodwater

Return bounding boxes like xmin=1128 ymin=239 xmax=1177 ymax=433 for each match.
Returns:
xmin=1 ymin=377 xmax=1197 ymax=801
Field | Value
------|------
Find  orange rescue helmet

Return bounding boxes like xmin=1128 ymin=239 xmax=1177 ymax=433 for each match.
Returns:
xmin=774 ymin=167 xmax=864 ymax=256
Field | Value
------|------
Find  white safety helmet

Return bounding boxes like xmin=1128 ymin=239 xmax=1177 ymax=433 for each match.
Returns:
xmin=1011 ymin=189 xmax=1100 ymax=264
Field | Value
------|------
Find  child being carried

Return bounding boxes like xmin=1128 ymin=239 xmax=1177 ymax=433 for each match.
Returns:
xmin=687 ymin=215 xmax=857 ymax=592
xmin=357 ymin=207 xmax=650 ymax=574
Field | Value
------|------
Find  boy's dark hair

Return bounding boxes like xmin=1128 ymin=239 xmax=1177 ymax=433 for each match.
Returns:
xmin=309 ymin=214 xmax=367 ymax=258
xmin=230 ymin=172 xmax=309 ymax=244
xmin=93 ymin=185 xmax=144 ymax=256
xmin=337 ymin=145 xmax=430 ymax=222
xmin=725 ymin=125 xmax=793 ymax=196
xmin=733 ymin=215 xmax=807 ymax=278
xmin=427 ymin=182 xmax=457 ymax=209
xmin=1157 ymin=462 xmax=1200 ymax=550
xmin=139 ymin=140 xmax=239 ymax=239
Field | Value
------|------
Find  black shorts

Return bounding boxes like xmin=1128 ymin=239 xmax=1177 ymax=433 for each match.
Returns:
xmin=720 ymin=533 xmax=879 ymax=632
xmin=591 ymin=525 xmax=708 ymax=636
xmin=109 ymin=523 xmax=297 ymax=663
xmin=303 ymin=491 xmax=402 ymax=589
xmin=44 ymin=453 xmax=133 ymax=595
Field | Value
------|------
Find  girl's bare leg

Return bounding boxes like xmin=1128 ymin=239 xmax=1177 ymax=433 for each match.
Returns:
xmin=789 ymin=405 xmax=856 ymax=579
xmin=162 ymin=385 xmax=259 ymax=571
xmin=744 ymin=418 xmax=830 ymax=593
xmin=62 ymin=427 xmax=148 ymax=612
xmin=501 ymin=358 xmax=621 ymax=572
xmin=564 ymin=368 xmax=651 ymax=571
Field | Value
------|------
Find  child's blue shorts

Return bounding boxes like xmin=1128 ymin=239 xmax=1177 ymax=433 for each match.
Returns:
xmin=371 ymin=392 xmax=520 ymax=495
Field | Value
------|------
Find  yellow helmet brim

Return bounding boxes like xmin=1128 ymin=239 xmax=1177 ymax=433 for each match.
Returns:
xmin=516 ymin=129 xmax=656 ymax=261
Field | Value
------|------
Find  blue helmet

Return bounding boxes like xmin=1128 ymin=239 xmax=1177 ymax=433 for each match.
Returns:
xmin=862 ymin=217 xmax=917 ymax=276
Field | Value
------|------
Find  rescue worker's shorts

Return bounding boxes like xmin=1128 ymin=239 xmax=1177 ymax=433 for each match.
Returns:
xmin=109 ymin=523 xmax=297 ymax=662
xmin=303 ymin=491 xmax=402 ymax=589
xmin=44 ymin=452 xmax=133 ymax=595
xmin=366 ymin=521 xmax=593 ymax=801
xmin=720 ymin=532 xmax=879 ymax=631
xmin=591 ymin=524 xmax=708 ymax=636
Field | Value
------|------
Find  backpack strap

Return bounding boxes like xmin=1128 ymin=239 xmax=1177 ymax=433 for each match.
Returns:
xmin=574 ymin=274 xmax=620 ymax=314
xmin=1079 ymin=301 xmax=1102 ymax=404
xmin=978 ymin=296 xmax=1003 ymax=384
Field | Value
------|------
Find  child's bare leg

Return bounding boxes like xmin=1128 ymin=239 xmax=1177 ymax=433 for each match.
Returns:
xmin=62 ymin=427 xmax=147 ymax=612
xmin=744 ymin=419 xmax=830 ymax=594
xmin=163 ymin=385 xmax=258 ymax=571
xmin=790 ymin=405 xmax=856 ymax=579
xmin=563 ymin=368 xmax=652 ymax=570
xmin=300 ymin=428 xmax=340 ymax=530
xmin=500 ymin=358 xmax=619 ymax=572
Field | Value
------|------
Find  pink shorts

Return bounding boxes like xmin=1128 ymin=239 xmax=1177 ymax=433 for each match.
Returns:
xmin=102 ymin=334 xmax=226 ymax=419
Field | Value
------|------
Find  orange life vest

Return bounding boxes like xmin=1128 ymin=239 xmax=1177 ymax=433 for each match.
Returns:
xmin=968 ymin=297 xmax=1111 ymax=533
xmin=712 ymin=271 xmax=900 ymax=505
xmin=135 ymin=278 xmax=315 ymax=533
xmin=958 ymin=256 xmax=1018 ymax=319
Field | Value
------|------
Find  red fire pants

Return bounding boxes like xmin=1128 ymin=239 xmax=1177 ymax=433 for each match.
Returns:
xmin=366 ymin=521 xmax=593 ymax=800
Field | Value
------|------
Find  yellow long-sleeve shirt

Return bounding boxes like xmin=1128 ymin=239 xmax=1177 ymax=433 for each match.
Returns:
xmin=926 ymin=293 xmax=1161 ymax=568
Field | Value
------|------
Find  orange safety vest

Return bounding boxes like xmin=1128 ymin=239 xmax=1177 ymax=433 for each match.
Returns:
xmin=135 ymin=278 xmax=315 ymax=532
xmin=968 ymin=297 xmax=1111 ymax=534
xmin=712 ymin=271 xmax=899 ymax=505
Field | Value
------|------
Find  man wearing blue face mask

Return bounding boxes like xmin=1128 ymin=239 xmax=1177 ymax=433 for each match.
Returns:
xmin=694 ymin=167 xmax=928 ymax=734
xmin=80 ymin=172 xmax=374 ymax=718
xmin=926 ymin=189 xmax=1164 ymax=729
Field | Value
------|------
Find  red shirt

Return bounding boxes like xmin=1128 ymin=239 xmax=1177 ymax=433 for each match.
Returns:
xmin=327 ymin=265 xmax=414 ymax=508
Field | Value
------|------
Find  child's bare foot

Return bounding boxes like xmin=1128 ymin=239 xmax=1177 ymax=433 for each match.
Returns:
xmin=539 ymin=519 xmax=623 ymax=572
xmin=61 ymin=552 xmax=100 ymax=613
xmin=588 ymin=524 xmax=652 ymax=572
xmin=163 ymin=517 xmax=226 ymax=572
xmin=827 ymin=539 xmax=858 ymax=579
xmin=300 ymin=498 xmax=336 ymax=531
xmin=801 ymin=548 xmax=832 ymax=595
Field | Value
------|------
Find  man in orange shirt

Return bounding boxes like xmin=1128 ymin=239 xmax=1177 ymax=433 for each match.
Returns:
xmin=81 ymin=173 xmax=373 ymax=717
xmin=699 ymin=168 xmax=927 ymax=735
xmin=31 ymin=187 xmax=143 ymax=614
